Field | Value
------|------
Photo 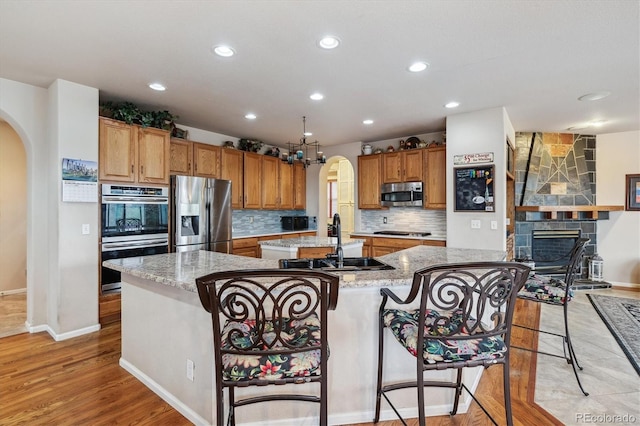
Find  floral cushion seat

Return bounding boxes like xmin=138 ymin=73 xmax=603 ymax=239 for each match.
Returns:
xmin=382 ymin=308 xmax=507 ymax=364
xmin=518 ymin=274 xmax=572 ymax=305
xmin=220 ymin=314 xmax=323 ymax=382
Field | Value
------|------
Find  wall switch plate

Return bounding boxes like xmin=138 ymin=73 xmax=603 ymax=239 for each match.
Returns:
xmin=471 ymin=220 xmax=481 ymax=229
xmin=186 ymin=359 xmax=194 ymax=382
xmin=383 ymin=217 xmax=387 ymax=224
xmin=491 ymin=220 xmax=498 ymax=230
xmin=82 ymin=224 xmax=90 ymax=235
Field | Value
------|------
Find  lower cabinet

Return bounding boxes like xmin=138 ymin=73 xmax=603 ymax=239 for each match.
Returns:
xmin=352 ymin=235 xmax=446 ymax=257
xmin=232 ymin=237 xmax=259 ymax=258
xmin=297 ymin=247 xmax=334 ymax=258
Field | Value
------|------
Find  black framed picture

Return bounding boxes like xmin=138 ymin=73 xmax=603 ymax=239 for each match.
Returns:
xmin=454 ymin=165 xmax=495 ymax=212
xmin=625 ymin=174 xmax=640 ymax=211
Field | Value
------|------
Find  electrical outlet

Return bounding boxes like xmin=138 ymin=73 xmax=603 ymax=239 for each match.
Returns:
xmin=249 ymin=216 xmax=254 ymax=223
xmin=490 ymin=220 xmax=498 ymax=230
xmin=471 ymin=220 xmax=481 ymax=229
xmin=82 ymin=224 xmax=90 ymax=235
xmin=186 ymin=359 xmax=195 ymax=382
xmin=383 ymin=217 xmax=387 ymax=224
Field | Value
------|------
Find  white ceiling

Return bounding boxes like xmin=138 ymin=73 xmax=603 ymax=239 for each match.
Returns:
xmin=1 ymin=1 xmax=638 ymax=147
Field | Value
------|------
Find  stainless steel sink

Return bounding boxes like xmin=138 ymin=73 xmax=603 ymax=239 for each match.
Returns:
xmin=278 ymin=257 xmax=395 ymax=271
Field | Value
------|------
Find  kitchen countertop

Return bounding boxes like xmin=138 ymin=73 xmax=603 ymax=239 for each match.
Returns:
xmin=258 ymin=236 xmax=363 ymax=248
xmin=103 ymin=245 xmax=505 ymax=290
xmin=350 ymin=231 xmax=447 ymax=241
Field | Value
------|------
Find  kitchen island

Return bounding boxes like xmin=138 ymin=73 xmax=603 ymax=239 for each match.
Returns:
xmin=104 ymin=246 xmax=506 ymax=425
xmin=259 ymin=236 xmax=364 ymax=259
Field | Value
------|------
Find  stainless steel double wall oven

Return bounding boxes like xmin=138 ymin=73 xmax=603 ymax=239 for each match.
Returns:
xmin=100 ymin=184 xmax=169 ymax=292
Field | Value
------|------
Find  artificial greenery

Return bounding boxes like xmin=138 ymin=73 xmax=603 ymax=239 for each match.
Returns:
xmin=99 ymin=101 xmax=178 ymax=131
xmin=238 ymin=138 xmax=264 ymax=152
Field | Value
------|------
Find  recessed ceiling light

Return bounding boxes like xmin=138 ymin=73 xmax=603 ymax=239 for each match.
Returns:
xmin=363 ymin=119 xmax=374 ymax=125
xmin=245 ymin=113 xmax=256 ymax=120
xmin=408 ymin=62 xmax=429 ymax=73
xmin=578 ymin=91 xmax=611 ymax=101
xmin=309 ymin=93 xmax=324 ymax=101
xmin=318 ymin=36 xmax=340 ymax=49
xmin=148 ymin=83 xmax=166 ymax=91
xmin=444 ymin=101 xmax=460 ymax=109
xmin=213 ymin=45 xmax=235 ymax=57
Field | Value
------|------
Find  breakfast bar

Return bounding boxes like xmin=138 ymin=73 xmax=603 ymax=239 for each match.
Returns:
xmin=104 ymin=245 xmax=506 ymax=425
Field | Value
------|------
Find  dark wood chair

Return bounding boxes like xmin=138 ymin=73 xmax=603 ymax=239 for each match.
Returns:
xmin=196 ymin=269 xmax=340 ymax=426
xmin=514 ymin=237 xmax=590 ymax=396
xmin=374 ymin=262 xmax=530 ymax=426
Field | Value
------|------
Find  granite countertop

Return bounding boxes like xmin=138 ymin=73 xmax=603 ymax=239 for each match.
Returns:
xmin=350 ymin=231 xmax=447 ymax=242
xmin=103 ymin=245 xmax=506 ymax=291
xmin=258 ymin=236 xmax=364 ymax=248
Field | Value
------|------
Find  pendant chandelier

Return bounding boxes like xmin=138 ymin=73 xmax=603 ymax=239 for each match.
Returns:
xmin=283 ymin=116 xmax=325 ymax=167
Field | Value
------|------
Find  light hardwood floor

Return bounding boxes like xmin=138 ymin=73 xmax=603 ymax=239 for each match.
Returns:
xmin=0 ymin=293 xmax=27 ymax=338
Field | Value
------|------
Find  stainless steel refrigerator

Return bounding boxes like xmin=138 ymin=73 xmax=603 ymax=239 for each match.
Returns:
xmin=169 ymin=175 xmax=232 ymax=253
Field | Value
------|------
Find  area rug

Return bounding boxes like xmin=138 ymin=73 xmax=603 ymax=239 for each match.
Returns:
xmin=587 ymin=293 xmax=640 ymax=376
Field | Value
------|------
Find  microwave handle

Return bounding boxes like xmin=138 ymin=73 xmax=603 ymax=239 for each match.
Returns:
xmin=102 ymin=196 xmax=168 ymax=204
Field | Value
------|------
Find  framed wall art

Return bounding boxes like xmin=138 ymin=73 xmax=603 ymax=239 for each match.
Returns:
xmin=454 ymin=165 xmax=495 ymax=212
xmin=625 ymin=174 xmax=640 ymax=211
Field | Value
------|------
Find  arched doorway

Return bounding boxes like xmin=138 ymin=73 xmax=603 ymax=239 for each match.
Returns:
xmin=0 ymin=119 xmax=28 ymax=336
xmin=317 ymin=156 xmax=355 ymax=239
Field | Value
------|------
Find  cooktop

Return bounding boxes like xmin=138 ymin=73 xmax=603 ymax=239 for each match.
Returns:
xmin=373 ymin=230 xmax=432 ymax=237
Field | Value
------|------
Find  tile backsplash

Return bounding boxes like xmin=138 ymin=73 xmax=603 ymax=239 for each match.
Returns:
xmin=232 ymin=209 xmax=315 ymax=236
xmin=360 ymin=208 xmax=446 ymax=237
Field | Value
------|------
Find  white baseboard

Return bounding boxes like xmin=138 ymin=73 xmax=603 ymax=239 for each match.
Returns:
xmin=0 ymin=287 xmax=27 ymax=296
xmin=119 ymin=357 xmax=211 ymax=426
xmin=25 ymin=322 xmax=101 ymax=341
xmin=610 ymin=281 xmax=640 ymax=290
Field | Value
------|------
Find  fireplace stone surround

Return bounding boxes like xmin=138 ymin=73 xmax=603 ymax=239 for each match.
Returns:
xmin=513 ymin=132 xmax=608 ymax=287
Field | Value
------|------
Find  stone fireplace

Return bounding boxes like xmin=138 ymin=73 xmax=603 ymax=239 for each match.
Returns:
xmin=514 ymin=132 xmax=602 ymax=282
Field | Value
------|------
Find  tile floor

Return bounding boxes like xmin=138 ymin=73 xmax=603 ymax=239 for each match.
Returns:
xmin=534 ymin=288 xmax=640 ymax=426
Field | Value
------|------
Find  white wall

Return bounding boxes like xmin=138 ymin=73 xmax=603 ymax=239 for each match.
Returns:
xmin=49 ymin=80 xmax=100 ymax=334
xmin=0 ymin=78 xmax=50 ymax=328
xmin=596 ymin=131 xmax=640 ymax=286
xmin=445 ymin=107 xmax=514 ymax=251
xmin=0 ymin=121 xmax=27 ymax=293
xmin=0 ymin=77 xmax=101 ymax=338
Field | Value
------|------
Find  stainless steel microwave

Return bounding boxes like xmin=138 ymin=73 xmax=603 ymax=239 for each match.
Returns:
xmin=380 ymin=182 xmax=423 ymax=207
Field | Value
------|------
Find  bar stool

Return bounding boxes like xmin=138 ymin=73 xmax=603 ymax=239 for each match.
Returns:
xmin=196 ymin=269 xmax=339 ymax=426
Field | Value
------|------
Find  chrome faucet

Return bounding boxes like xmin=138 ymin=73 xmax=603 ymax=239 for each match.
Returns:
xmin=332 ymin=213 xmax=343 ymax=268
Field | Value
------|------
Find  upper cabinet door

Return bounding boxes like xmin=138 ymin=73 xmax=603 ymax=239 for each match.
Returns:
xmin=279 ymin=162 xmax=294 ymax=210
xmin=99 ymin=118 xmax=136 ymax=183
xmin=221 ymin=148 xmax=245 ymax=209
xmin=137 ymin=126 xmax=170 ymax=184
xmin=358 ymin=154 xmax=384 ymax=209
xmin=403 ymin=150 xmax=423 ymax=182
xmin=382 ymin=152 xmax=402 ymax=183
xmin=293 ymin=162 xmax=306 ymax=210
xmin=193 ymin=142 xmax=220 ymax=178
xmin=169 ymin=138 xmax=193 ymax=175
xmin=424 ymin=146 xmax=446 ymax=209
xmin=243 ymin=152 xmax=262 ymax=209
xmin=261 ymin=155 xmax=280 ymax=209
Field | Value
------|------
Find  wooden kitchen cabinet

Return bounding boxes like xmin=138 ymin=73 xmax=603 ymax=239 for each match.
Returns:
xmin=424 ymin=146 xmax=446 ymax=209
xmin=261 ymin=155 xmax=280 ymax=209
xmin=298 ymin=246 xmax=333 ymax=259
xmin=169 ymin=139 xmax=220 ymax=178
xmin=221 ymin=148 xmax=244 ymax=209
xmin=232 ymin=237 xmax=259 ymax=258
xmin=293 ymin=161 xmax=306 ymax=210
xmin=169 ymin=138 xmax=193 ymax=175
xmin=279 ymin=161 xmax=294 ymax=210
xmin=193 ymin=142 xmax=220 ymax=178
xmin=382 ymin=150 xmax=423 ymax=183
xmin=358 ymin=153 xmax=385 ymax=209
xmin=243 ymin=152 xmax=262 ymax=209
xmin=99 ymin=117 xmax=170 ymax=184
